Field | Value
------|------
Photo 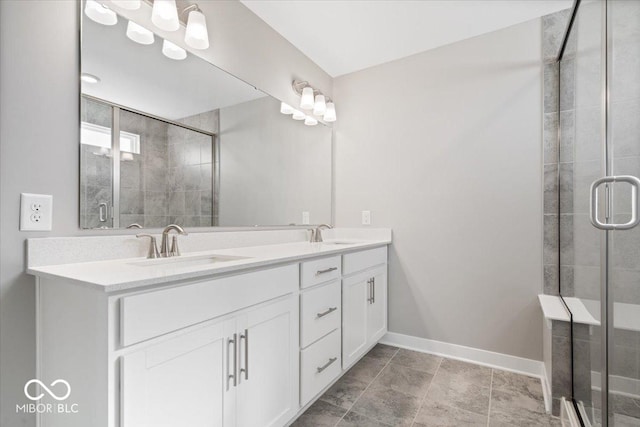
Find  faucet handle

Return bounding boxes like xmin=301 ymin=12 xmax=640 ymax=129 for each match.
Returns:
xmin=170 ymin=235 xmax=181 ymax=257
xmin=136 ymin=234 xmax=160 ymax=259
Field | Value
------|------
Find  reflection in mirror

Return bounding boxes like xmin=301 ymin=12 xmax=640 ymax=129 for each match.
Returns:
xmin=80 ymin=1 xmax=332 ymax=229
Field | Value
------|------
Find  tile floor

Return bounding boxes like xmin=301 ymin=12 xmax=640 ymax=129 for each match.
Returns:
xmin=292 ymin=344 xmax=562 ymax=427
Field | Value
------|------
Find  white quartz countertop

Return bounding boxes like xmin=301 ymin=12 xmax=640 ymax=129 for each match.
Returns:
xmin=27 ymin=239 xmax=390 ymax=292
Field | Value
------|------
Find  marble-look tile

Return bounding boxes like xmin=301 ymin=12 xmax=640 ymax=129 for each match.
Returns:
xmin=120 ymin=189 xmax=144 ymax=215
xmin=200 ymin=140 xmax=213 ymax=164
xmin=371 ymin=363 xmax=432 ymax=398
xmin=185 ymin=191 xmax=202 ymax=216
xmin=390 ymin=349 xmax=441 ymax=374
xmin=551 ymin=335 xmax=571 ymax=399
xmin=544 ymin=164 xmax=558 ymax=214
xmin=184 ymin=165 xmax=201 ymax=191
xmin=559 ymin=57 xmax=575 ymax=112
xmin=291 ymin=400 xmax=346 ymax=427
xmin=426 ymin=378 xmax=490 ymax=416
xmin=144 ymin=191 xmax=168 ymax=216
xmin=544 ymin=62 xmax=560 ymax=113
xmin=544 ymin=265 xmax=559 ymax=296
xmin=613 ymin=413 xmax=640 ymax=427
xmin=542 ymin=9 xmax=572 ymax=62
xmin=491 ymin=370 xmax=544 ymax=400
xmin=200 ymin=165 xmax=213 ymax=191
xmin=337 ymin=410 xmax=391 ymax=427
xmin=366 ymin=344 xmax=398 ymax=362
xmin=559 ymin=162 xmax=573 ymax=213
xmin=319 ymin=374 xmax=368 ymax=410
xmin=490 ymin=388 xmax=545 ymax=415
xmin=200 ymin=191 xmax=213 ymax=217
xmin=543 ymin=113 xmax=559 ymax=165
xmin=544 ymin=214 xmax=558 ymax=265
xmin=559 ymin=110 xmax=575 ymax=162
xmin=435 ymin=359 xmax=492 ymax=387
xmin=489 ymin=408 xmax=562 ymax=427
xmin=343 ymin=355 xmax=387 ymax=384
xmin=612 ymin=394 xmax=640 ymax=420
xmin=559 ymin=214 xmax=574 ymax=266
xmin=414 ymin=399 xmax=487 ymax=427
xmin=168 ymin=191 xmax=185 ymax=216
xmin=350 ymin=383 xmax=421 ymax=427
xmin=168 ymin=167 xmax=185 ymax=192
xmin=560 ymin=265 xmax=575 ymax=297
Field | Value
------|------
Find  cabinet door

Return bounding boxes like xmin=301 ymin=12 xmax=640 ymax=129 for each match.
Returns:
xmin=236 ymin=296 xmax=299 ymax=427
xmin=342 ymin=273 xmax=369 ymax=368
xmin=121 ymin=320 xmax=233 ymax=427
xmin=367 ymin=268 xmax=387 ymax=343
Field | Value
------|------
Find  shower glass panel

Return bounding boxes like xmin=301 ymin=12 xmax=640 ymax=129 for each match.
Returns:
xmin=559 ymin=1 xmax=640 ymax=425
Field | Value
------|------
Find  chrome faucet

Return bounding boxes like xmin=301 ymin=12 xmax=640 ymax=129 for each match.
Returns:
xmin=310 ymin=224 xmax=333 ymax=243
xmin=160 ymin=224 xmax=188 ymax=257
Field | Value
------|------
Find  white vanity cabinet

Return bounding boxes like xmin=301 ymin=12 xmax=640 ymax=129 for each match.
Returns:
xmin=342 ymin=248 xmax=388 ymax=368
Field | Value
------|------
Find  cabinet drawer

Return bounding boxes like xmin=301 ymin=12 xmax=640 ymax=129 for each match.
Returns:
xmin=343 ymin=247 xmax=387 ymax=275
xmin=300 ymin=328 xmax=341 ymax=406
xmin=300 ymin=280 xmax=341 ymax=348
xmin=300 ymin=256 xmax=341 ymax=289
xmin=120 ymin=264 xmax=298 ymax=346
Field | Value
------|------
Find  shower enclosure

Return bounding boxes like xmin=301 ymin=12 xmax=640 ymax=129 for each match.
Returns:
xmin=556 ymin=0 xmax=640 ymax=425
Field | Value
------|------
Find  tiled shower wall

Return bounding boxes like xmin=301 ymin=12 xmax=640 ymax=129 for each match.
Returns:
xmin=80 ymin=97 xmax=217 ymax=228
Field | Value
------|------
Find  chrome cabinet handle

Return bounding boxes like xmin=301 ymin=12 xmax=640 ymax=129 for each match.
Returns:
xmin=372 ymin=277 xmax=376 ymax=304
xmin=227 ymin=334 xmax=237 ymax=390
xmin=239 ymin=329 xmax=249 ymax=381
xmin=316 ymin=307 xmax=338 ymax=318
xmin=590 ymin=175 xmax=640 ymax=230
xmin=98 ymin=202 xmax=108 ymax=222
xmin=317 ymin=357 xmax=337 ymax=373
xmin=316 ymin=267 xmax=338 ymax=276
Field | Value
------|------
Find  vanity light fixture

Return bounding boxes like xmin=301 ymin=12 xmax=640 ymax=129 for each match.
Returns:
xmin=313 ymin=94 xmax=326 ymax=116
xmin=292 ymin=110 xmax=306 ymax=120
xmin=84 ymin=0 xmax=118 ymax=26
xmin=111 ymin=0 xmax=141 ymax=10
xmin=323 ymin=101 xmax=337 ymax=122
xmin=280 ymin=102 xmax=294 ymax=115
xmin=151 ymin=0 xmax=180 ymax=32
xmin=121 ymin=152 xmax=135 ymax=161
xmin=184 ymin=5 xmax=209 ymax=50
xmin=81 ymin=73 xmax=101 ymax=84
xmin=126 ymin=21 xmax=155 ymax=45
xmin=162 ymin=39 xmax=187 ymax=60
xmin=304 ymin=116 xmax=318 ymax=126
xmin=300 ymin=86 xmax=315 ymax=110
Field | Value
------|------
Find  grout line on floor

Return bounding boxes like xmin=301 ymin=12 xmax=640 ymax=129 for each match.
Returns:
xmin=409 ymin=355 xmax=443 ymax=426
xmin=487 ymin=369 xmax=494 ymax=427
xmin=334 ymin=346 xmax=400 ymax=427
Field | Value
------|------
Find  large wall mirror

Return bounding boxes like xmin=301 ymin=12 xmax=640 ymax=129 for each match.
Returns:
xmin=80 ymin=1 xmax=332 ymax=229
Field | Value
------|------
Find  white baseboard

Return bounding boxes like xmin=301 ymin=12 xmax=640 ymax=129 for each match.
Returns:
xmin=380 ymin=332 xmax=551 ymax=413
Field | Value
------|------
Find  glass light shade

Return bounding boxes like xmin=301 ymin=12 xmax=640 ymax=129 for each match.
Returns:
xmin=111 ymin=0 xmax=141 ymax=10
xmin=280 ymin=102 xmax=294 ymax=115
xmin=292 ymin=110 xmax=306 ymax=120
xmin=300 ymin=87 xmax=314 ymax=110
xmin=151 ymin=0 xmax=179 ymax=32
xmin=84 ymin=0 xmax=118 ymax=26
xmin=304 ymin=116 xmax=318 ymax=126
xmin=185 ymin=9 xmax=209 ymax=50
xmin=81 ymin=73 xmax=101 ymax=84
xmin=323 ymin=102 xmax=337 ymax=122
xmin=313 ymin=94 xmax=326 ymax=116
xmin=162 ymin=39 xmax=187 ymax=60
xmin=121 ymin=152 xmax=134 ymax=161
xmin=126 ymin=21 xmax=155 ymax=45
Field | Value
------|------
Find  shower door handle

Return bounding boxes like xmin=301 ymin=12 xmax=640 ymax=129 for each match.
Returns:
xmin=590 ymin=175 xmax=640 ymax=230
xmin=98 ymin=202 xmax=108 ymax=222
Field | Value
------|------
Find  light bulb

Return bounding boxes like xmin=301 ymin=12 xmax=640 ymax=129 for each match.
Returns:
xmin=151 ymin=0 xmax=179 ymax=32
xmin=126 ymin=21 xmax=155 ymax=45
xmin=81 ymin=73 xmax=101 ymax=84
xmin=280 ymin=102 xmax=294 ymax=115
xmin=84 ymin=0 xmax=118 ymax=26
xmin=323 ymin=102 xmax=337 ymax=122
xmin=162 ymin=39 xmax=187 ymax=60
xmin=304 ymin=116 xmax=318 ymax=126
xmin=185 ymin=9 xmax=209 ymax=50
xmin=300 ymin=86 xmax=314 ymax=110
xmin=111 ymin=0 xmax=141 ymax=10
xmin=313 ymin=94 xmax=326 ymax=116
xmin=292 ymin=110 xmax=306 ymax=120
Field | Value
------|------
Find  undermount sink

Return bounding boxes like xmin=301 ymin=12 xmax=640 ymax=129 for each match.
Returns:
xmin=129 ymin=254 xmax=250 ymax=268
xmin=319 ymin=241 xmax=362 ymax=246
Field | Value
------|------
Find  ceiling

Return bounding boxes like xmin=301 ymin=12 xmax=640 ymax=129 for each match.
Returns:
xmin=82 ymin=12 xmax=265 ymax=120
xmin=241 ymin=0 xmax=573 ymax=77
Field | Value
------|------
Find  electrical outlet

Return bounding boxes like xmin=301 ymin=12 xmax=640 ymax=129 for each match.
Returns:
xmin=20 ymin=193 xmax=52 ymax=231
xmin=302 ymin=211 xmax=310 ymax=225
xmin=362 ymin=210 xmax=371 ymax=225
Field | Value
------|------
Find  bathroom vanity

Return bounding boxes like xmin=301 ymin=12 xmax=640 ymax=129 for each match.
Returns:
xmin=27 ymin=229 xmax=390 ymax=427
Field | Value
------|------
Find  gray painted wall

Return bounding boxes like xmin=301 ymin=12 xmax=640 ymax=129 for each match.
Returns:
xmin=333 ymin=19 xmax=544 ymax=360
xmin=0 ymin=1 xmax=331 ymax=425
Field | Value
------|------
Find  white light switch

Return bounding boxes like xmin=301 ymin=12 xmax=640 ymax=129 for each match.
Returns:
xmin=302 ymin=211 xmax=310 ymax=225
xmin=20 ymin=193 xmax=53 ymax=231
xmin=362 ymin=210 xmax=371 ymax=225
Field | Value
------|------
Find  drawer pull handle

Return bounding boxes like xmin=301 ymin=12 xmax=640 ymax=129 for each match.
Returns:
xmin=317 ymin=357 xmax=337 ymax=373
xmin=316 ymin=267 xmax=338 ymax=276
xmin=316 ymin=307 xmax=338 ymax=318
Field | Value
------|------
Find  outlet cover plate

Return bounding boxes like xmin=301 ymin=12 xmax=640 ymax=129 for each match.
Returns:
xmin=20 ymin=193 xmax=53 ymax=231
